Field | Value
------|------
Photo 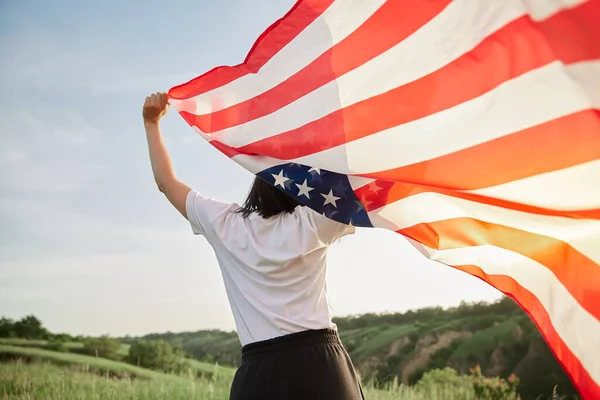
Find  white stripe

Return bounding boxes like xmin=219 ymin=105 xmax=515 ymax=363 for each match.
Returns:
xmin=171 ymin=0 xmax=385 ymax=115
xmin=568 ymin=60 xmax=600 ymax=108
xmin=232 ymin=154 xmax=287 ymax=174
xmin=228 ymin=134 xmax=600 ymax=214
xmin=410 ymin=242 xmax=600 ymax=385
xmin=175 ymin=0 xmax=585 ymax=128
xmin=213 ymin=0 xmax=527 ymax=145
xmin=294 ymin=60 xmax=600 ymax=174
xmin=367 ymin=191 xmax=600 ymax=264
xmin=348 ymin=176 xmax=375 ymax=190
xmin=469 ymin=159 xmax=600 ymax=211
xmin=523 ymin=0 xmax=588 ymax=19
xmin=230 ymin=154 xmax=377 ymax=191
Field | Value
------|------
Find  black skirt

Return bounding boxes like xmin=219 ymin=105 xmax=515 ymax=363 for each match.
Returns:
xmin=229 ymin=328 xmax=365 ymax=400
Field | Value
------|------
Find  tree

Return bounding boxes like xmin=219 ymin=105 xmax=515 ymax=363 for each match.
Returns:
xmin=126 ymin=340 xmax=184 ymax=373
xmin=0 ymin=317 xmax=16 ymax=338
xmin=50 ymin=333 xmax=74 ymax=342
xmin=82 ymin=335 xmax=121 ymax=360
xmin=13 ymin=315 xmax=47 ymax=339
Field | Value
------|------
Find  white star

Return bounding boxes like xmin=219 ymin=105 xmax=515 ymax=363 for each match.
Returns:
xmin=360 ymin=195 xmax=373 ymax=208
xmin=321 ymin=189 xmax=341 ymax=208
xmin=354 ymin=200 xmax=366 ymax=212
xmin=271 ymin=170 xmax=289 ymax=188
xmin=295 ymin=179 xmax=314 ymax=199
xmin=308 ymin=167 xmax=321 ymax=174
xmin=368 ymin=182 xmax=383 ymax=194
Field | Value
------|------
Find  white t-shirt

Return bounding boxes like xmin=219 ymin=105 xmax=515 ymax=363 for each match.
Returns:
xmin=185 ymin=189 xmax=355 ymax=346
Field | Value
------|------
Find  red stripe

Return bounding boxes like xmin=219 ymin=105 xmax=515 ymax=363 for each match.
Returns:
xmin=399 ymin=218 xmax=600 ymax=321
xmin=353 ymin=180 xmax=600 ymax=220
xmin=437 ymin=267 xmax=600 ymax=399
xmin=168 ymin=0 xmax=334 ymax=100
xmin=358 ymin=110 xmax=600 ymax=190
xmin=210 ymin=140 xmax=243 ymax=159
xmin=238 ymin=1 xmax=600 ymax=159
xmin=536 ymin=0 xmax=600 ymax=64
xmin=181 ymin=0 xmax=452 ymax=132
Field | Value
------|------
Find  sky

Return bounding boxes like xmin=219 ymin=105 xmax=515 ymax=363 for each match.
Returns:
xmin=0 ymin=0 xmax=502 ymax=337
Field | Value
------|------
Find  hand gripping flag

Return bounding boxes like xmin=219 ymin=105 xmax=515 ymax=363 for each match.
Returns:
xmin=168 ymin=0 xmax=600 ymax=397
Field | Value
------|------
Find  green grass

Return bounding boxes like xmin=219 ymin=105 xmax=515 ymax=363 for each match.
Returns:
xmin=0 ymin=344 xmax=531 ymax=399
xmin=0 ymin=362 xmax=231 ymax=400
xmin=0 ymin=346 xmax=484 ymax=400
xmin=451 ymin=317 xmax=521 ymax=359
xmin=0 ymin=361 xmax=484 ymax=400
xmin=183 ymin=359 xmax=233 ymax=378
xmin=117 ymin=343 xmax=130 ymax=356
xmin=0 ymin=338 xmax=83 ymax=348
xmin=0 ymin=337 xmax=130 ymax=353
xmin=0 ymin=345 xmax=173 ymax=381
xmin=350 ymin=325 xmax=418 ymax=362
xmin=0 ymin=339 xmax=50 ymax=347
xmin=344 ymin=325 xmax=391 ymax=341
xmin=427 ymin=317 xmax=471 ymax=333
xmin=0 ymin=345 xmax=235 ymax=383
xmin=0 ymin=341 xmax=228 ymax=380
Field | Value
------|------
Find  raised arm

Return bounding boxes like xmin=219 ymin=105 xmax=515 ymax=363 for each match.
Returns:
xmin=142 ymin=92 xmax=191 ymax=219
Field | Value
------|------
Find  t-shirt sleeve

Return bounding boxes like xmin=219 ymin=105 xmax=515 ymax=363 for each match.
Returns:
xmin=305 ymin=208 xmax=356 ymax=245
xmin=185 ymin=190 xmax=235 ymax=237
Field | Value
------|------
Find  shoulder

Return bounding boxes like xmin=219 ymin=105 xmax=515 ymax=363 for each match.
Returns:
xmin=186 ymin=190 xmax=240 ymax=236
xmin=295 ymin=206 xmax=355 ymax=245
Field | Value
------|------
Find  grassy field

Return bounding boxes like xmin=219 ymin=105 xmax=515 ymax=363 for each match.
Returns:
xmin=452 ymin=317 xmax=521 ymax=359
xmin=0 ymin=345 xmax=486 ymax=400
xmin=346 ymin=325 xmax=417 ymax=363
xmin=0 ymin=338 xmax=130 ymax=356
xmin=0 ymin=363 xmax=232 ymax=400
xmin=0 ymin=345 xmax=233 ymax=382
xmin=0 ymin=345 xmax=178 ymax=381
xmin=0 ymin=362 xmax=482 ymax=400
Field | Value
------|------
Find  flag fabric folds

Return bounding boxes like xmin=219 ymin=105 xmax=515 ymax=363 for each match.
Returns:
xmin=168 ymin=0 xmax=600 ymax=397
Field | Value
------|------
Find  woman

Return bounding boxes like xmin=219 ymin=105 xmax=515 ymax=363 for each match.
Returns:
xmin=142 ymin=92 xmax=365 ymax=400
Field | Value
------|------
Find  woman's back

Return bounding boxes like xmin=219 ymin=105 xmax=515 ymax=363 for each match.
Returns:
xmin=186 ymin=190 xmax=355 ymax=346
xmin=143 ymin=93 xmax=364 ymax=399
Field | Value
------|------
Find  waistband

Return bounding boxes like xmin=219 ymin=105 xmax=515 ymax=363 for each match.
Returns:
xmin=241 ymin=329 xmax=341 ymax=362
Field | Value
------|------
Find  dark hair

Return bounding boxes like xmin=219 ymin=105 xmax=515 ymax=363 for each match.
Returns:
xmin=237 ymin=176 xmax=303 ymax=218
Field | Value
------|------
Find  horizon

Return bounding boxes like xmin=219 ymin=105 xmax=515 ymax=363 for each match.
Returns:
xmin=5 ymin=297 xmax=507 ymax=338
xmin=0 ymin=0 xmax=502 ymax=337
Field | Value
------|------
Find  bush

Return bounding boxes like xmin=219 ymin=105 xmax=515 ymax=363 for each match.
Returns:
xmin=414 ymin=366 xmax=520 ymax=400
xmin=125 ymin=340 xmax=184 ymax=373
xmin=81 ymin=336 xmax=121 ymax=360
xmin=470 ymin=365 xmax=520 ymax=400
xmin=45 ymin=340 xmax=69 ymax=353
xmin=49 ymin=333 xmax=75 ymax=342
xmin=415 ymin=367 xmax=474 ymax=391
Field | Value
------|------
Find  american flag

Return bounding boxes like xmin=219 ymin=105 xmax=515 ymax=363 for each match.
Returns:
xmin=168 ymin=0 xmax=600 ymax=397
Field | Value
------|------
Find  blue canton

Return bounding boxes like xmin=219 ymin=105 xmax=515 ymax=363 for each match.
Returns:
xmin=257 ymin=163 xmax=373 ymax=228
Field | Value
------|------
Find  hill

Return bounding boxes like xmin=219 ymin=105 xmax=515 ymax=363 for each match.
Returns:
xmin=0 ymin=345 xmax=235 ymax=400
xmin=0 ymin=298 xmax=579 ymax=399
xmin=124 ymin=297 xmax=578 ymax=400
xmin=0 ymin=339 xmax=233 ymax=381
